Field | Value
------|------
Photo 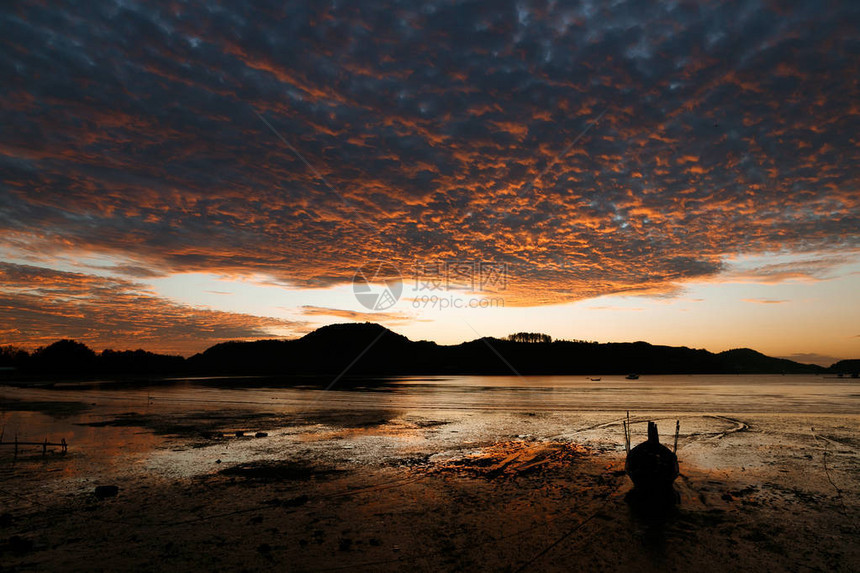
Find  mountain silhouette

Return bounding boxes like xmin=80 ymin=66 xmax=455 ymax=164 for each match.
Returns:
xmin=1 ymin=323 xmax=843 ymax=381
xmin=715 ymin=348 xmax=822 ymax=374
xmin=186 ymin=322 xmax=432 ymax=376
xmin=829 ymin=359 xmax=860 ymax=375
xmin=179 ymin=323 xmax=831 ymax=376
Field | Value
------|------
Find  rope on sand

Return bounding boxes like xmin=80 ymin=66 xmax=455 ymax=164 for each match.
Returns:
xmin=810 ymin=427 xmax=846 ymax=512
xmin=511 ymin=479 xmax=625 ymax=573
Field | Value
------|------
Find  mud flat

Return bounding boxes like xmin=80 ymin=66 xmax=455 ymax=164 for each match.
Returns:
xmin=0 ymin=378 xmax=858 ymax=571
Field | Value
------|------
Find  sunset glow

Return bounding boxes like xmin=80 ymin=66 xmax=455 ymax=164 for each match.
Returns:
xmin=1 ymin=1 xmax=858 ymax=363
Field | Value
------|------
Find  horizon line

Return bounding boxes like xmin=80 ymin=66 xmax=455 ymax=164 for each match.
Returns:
xmin=3 ymin=321 xmax=854 ymax=367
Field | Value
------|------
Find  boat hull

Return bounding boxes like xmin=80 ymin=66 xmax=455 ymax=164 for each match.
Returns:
xmin=625 ymin=442 xmax=679 ymax=490
xmin=625 ymin=421 xmax=679 ymax=491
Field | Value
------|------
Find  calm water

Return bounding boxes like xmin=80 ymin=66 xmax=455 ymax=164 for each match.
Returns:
xmin=1 ymin=374 xmax=857 ymax=477
xmin=3 ymin=374 xmax=858 ymax=425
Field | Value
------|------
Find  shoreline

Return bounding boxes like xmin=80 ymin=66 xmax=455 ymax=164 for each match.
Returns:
xmin=1 ymin=398 xmax=857 ymax=571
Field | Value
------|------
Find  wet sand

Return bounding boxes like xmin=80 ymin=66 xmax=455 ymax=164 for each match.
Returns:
xmin=1 ymin=378 xmax=858 ymax=571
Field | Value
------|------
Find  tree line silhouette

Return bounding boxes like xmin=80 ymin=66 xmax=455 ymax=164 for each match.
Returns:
xmin=1 ymin=339 xmax=184 ymax=377
xmin=506 ymin=332 xmax=553 ymax=344
xmin=1 ymin=323 xmax=842 ymax=382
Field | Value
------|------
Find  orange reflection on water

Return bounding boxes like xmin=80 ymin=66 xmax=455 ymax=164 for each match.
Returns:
xmin=0 ymin=408 xmax=163 ymax=481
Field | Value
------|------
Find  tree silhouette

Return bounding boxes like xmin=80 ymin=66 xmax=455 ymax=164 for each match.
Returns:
xmin=506 ymin=332 xmax=552 ymax=344
xmin=32 ymin=339 xmax=97 ymax=373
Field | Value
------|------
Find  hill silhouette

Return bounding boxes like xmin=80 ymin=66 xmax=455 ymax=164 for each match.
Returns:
xmin=1 ymin=339 xmax=184 ymax=378
xmin=829 ymin=359 xmax=860 ymax=375
xmin=1 ymin=323 xmax=841 ymax=380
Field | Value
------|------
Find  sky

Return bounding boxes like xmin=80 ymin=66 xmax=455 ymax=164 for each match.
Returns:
xmin=1 ymin=0 xmax=858 ymax=364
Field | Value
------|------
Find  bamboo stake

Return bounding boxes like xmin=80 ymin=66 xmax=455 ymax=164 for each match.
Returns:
xmin=626 ymin=411 xmax=631 ymax=452
xmin=673 ymin=419 xmax=680 ymax=453
xmin=622 ymin=420 xmax=628 ymax=452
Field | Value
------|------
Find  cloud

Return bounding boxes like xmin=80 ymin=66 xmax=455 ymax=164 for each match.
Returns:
xmin=0 ymin=263 xmax=304 ymax=355
xmin=742 ymin=298 xmax=788 ymax=304
xmin=299 ymin=305 xmax=417 ymax=325
xmin=778 ymin=353 xmax=842 ymax=367
xmin=722 ymin=254 xmax=857 ymax=284
xmin=0 ymin=0 xmax=859 ymax=344
xmin=96 ymin=264 xmax=169 ymax=279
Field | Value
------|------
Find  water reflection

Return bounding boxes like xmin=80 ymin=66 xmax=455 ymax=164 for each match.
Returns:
xmin=1 ymin=374 xmax=856 ymax=483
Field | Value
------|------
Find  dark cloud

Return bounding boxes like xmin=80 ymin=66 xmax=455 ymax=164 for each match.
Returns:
xmin=0 ymin=0 xmax=858 ymax=310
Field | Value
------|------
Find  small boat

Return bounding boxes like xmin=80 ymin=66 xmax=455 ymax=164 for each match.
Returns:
xmin=590 ymin=377 xmax=601 ymax=381
xmin=625 ymin=374 xmax=640 ymax=380
xmin=624 ymin=421 xmax=679 ymax=491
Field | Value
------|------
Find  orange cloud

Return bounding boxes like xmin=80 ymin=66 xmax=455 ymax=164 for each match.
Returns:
xmin=0 ymin=263 xmax=304 ymax=355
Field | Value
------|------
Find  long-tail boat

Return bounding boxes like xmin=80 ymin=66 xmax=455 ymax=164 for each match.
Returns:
xmin=624 ymin=420 xmax=679 ymax=491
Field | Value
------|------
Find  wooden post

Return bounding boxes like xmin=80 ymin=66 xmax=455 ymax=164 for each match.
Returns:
xmin=626 ymin=411 xmax=631 ymax=451
xmin=42 ymin=437 xmax=47 ymax=456
xmin=622 ymin=420 xmax=627 ymax=452
xmin=673 ymin=420 xmax=680 ymax=453
xmin=623 ymin=412 xmax=631 ymax=453
xmin=61 ymin=438 xmax=67 ymax=454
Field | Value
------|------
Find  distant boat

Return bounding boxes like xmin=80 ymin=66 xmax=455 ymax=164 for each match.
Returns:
xmin=625 ymin=374 xmax=640 ymax=380
xmin=590 ymin=377 xmax=601 ymax=381
xmin=625 ymin=421 xmax=679 ymax=491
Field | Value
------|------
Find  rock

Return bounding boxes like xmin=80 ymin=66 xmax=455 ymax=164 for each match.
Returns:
xmin=255 ymin=432 xmax=268 ymax=438
xmin=94 ymin=485 xmax=119 ymax=499
xmin=216 ymin=459 xmax=222 ymax=464
xmin=235 ymin=431 xmax=244 ymax=437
